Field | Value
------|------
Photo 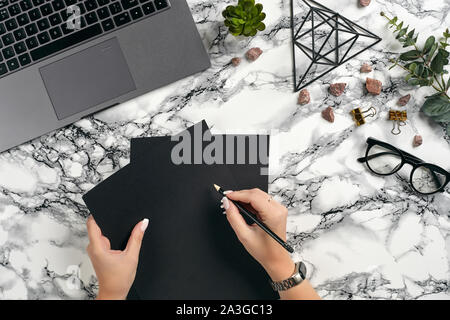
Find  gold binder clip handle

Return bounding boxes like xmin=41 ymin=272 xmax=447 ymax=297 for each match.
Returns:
xmin=365 ymin=106 xmax=377 ymax=118
xmin=391 ymin=121 xmax=403 ymax=135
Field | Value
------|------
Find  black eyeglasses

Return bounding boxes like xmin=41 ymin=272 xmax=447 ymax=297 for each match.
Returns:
xmin=358 ymin=137 xmax=450 ymax=195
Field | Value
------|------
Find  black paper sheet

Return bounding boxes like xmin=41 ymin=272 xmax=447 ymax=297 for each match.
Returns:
xmin=83 ymin=121 xmax=277 ymax=299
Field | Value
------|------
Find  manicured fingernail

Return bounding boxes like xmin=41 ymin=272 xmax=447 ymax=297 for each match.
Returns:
xmin=141 ymin=218 xmax=149 ymax=232
xmin=220 ymin=204 xmax=224 ymax=209
xmin=222 ymin=197 xmax=230 ymax=210
xmin=223 ymin=211 xmax=227 ymax=215
xmin=223 ymin=190 xmax=233 ymax=195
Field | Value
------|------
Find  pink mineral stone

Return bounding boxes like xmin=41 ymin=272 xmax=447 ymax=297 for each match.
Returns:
xmin=329 ymin=83 xmax=347 ymax=97
xmin=366 ymin=78 xmax=382 ymax=95
xmin=360 ymin=63 xmax=372 ymax=73
xmin=322 ymin=106 xmax=335 ymax=123
xmin=398 ymin=94 xmax=411 ymax=106
xmin=413 ymin=135 xmax=423 ymax=147
xmin=245 ymin=47 xmax=263 ymax=61
xmin=359 ymin=0 xmax=371 ymax=6
xmin=297 ymin=89 xmax=310 ymax=105
xmin=231 ymin=57 xmax=241 ymax=66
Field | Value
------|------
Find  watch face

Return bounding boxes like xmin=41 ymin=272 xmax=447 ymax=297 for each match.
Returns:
xmin=299 ymin=262 xmax=307 ymax=279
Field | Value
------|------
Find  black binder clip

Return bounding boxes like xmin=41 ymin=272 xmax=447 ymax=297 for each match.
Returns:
xmin=350 ymin=106 xmax=376 ymax=126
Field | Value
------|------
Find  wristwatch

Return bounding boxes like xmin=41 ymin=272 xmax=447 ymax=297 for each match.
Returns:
xmin=269 ymin=261 xmax=307 ymax=291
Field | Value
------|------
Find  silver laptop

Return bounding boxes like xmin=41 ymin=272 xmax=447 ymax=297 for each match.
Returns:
xmin=0 ymin=0 xmax=210 ymax=152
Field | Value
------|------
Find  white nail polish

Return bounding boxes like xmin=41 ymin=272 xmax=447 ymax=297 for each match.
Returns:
xmin=141 ymin=218 xmax=149 ymax=232
xmin=220 ymin=204 xmax=224 ymax=209
xmin=223 ymin=211 xmax=227 ymax=215
xmin=222 ymin=197 xmax=230 ymax=210
xmin=223 ymin=190 xmax=233 ymax=195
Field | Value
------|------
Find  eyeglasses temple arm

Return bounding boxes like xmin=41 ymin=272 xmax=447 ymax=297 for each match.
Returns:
xmin=359 ymin=151 xmax=425 ymax=164
xmin=358 ymin=151 xmax=399 ymax=162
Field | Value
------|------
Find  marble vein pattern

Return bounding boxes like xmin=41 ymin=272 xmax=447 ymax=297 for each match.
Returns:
xmin=0 ymin=0 xmax=449 ymax=299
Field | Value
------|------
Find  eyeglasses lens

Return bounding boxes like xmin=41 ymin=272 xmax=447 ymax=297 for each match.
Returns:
xmin=367 ymin=144 xmax=402 ymax=174
xmin=411 ymin=165 xmax=446 ymax=194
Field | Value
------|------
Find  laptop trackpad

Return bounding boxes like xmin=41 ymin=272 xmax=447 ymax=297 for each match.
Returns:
xmin=40 ymin=38 xmax=136 ymax=120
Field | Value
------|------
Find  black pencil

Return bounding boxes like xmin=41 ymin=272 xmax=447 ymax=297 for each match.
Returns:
xmin=214 ymin=184 xmax=294 ymax=254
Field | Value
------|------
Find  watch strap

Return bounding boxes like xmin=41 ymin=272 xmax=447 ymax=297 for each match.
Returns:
xmin=270 ymin=261 xmax=307 ymax=291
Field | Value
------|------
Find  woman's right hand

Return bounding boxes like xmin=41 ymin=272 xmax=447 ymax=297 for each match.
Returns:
xmin=221 ymin=188 xmax=295 ymax=281
xmin=222 ymin=188 xmax=320 ymax=300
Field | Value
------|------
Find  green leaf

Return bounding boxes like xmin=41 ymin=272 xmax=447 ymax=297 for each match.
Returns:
xmin=426 ymin=43 xmax=438 ymax=63
xmin=399 ymin=50 xmax=422 ymax=61
xmin=444 ymin=28 xmax=450 ymax=38
xmin=415 ymin=64 xmax=424 ymax=76
xmin=430 ymin=52 xmax=445 ymax=73
xmin=421 ymin=94 xmax=450 ymax=117
xmin=231 ymin=17 xmax=245 ymax=25
xmin=255 ymin=3 xmax=263 ymax=14
xmin=230 ymin=23 xmax=244 ymax=34
xmin=408 ymin=79 xmax=421 ymax=86
xmin=446 ymin=123 xmax=450 ymax=136
xmin=403 ymin=40 xmax=413 ymax=47
xmin=235 ymin=6 xmax=243 ymax=15
xmin=432 ymin=110 xmax=450 ymax=122
xmin=408 ymin=62 xmax=417 ymax=72
xmin=243 ymin=23 xmax=253 ymax=35
xmin=396 ymin=27 xmax=408 ymax=39
xmin=438 ymin=48 xmax=450 ymax=58
xmin=256 ymin=22 xmax=265 ymax=31
xmin=423 ymin=36 xmax=435 ymax=54
xmin=243 ymin=0 xmax=253 ymax=12
xmin=447 ymin=76 xmax=450 ymax=90
xmin=418 ymin=79 xmax=429 ymax=86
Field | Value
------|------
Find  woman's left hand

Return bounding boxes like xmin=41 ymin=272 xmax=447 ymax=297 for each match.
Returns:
xmin=86 ymin=215 xmax=148 ymax=300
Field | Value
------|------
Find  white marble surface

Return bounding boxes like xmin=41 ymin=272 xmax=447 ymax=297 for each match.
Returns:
xmin=0 ymin=0 xmax=449 ymax=299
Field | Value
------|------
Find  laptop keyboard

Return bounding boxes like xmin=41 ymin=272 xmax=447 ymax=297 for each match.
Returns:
xmin=0 ymin=0 xmax=170 ymax=78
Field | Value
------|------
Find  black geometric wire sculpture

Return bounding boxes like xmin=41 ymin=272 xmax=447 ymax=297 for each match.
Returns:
xmin=290 ymin=0 xmax=381 ymax=92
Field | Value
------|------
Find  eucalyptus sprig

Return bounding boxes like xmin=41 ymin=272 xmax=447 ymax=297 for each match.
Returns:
xmin=380 ymin=12 xmax=450 ymax=135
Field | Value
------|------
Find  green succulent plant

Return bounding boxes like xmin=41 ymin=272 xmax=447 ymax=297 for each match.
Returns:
xmin=222 ymin=0 xmax=266 ymax=37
